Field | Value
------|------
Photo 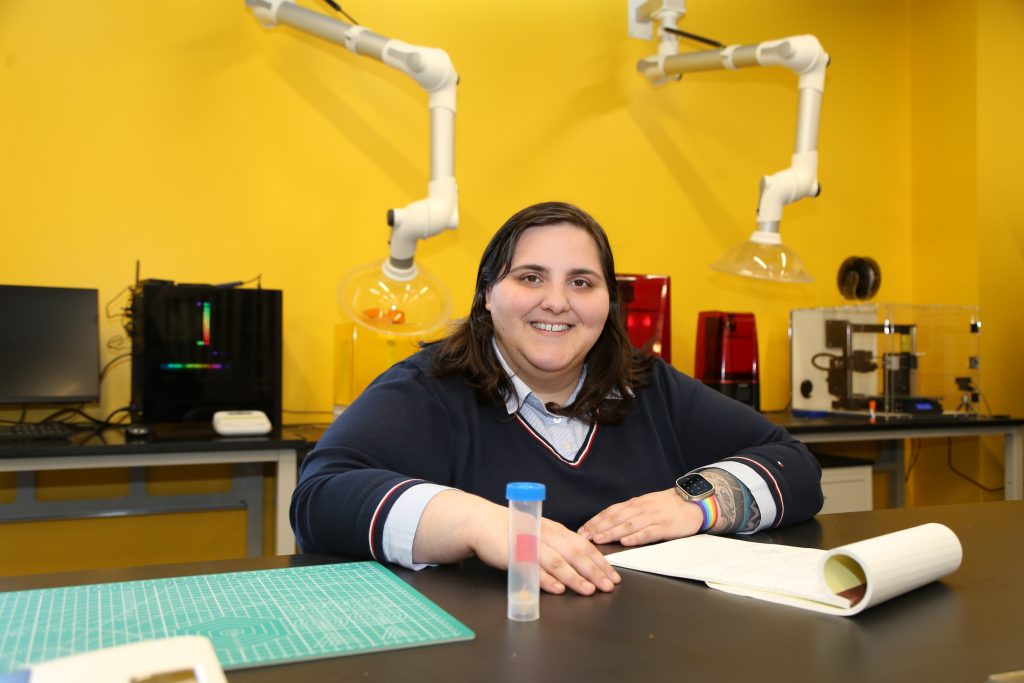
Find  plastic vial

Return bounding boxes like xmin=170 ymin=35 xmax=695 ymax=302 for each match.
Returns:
xmin=506 ymin=482 xmax=545 ymax=622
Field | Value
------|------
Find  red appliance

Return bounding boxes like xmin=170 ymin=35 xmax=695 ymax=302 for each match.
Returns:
xmin=694 ymin=311 xmax=759 ymax=410
xmin=616 ymin=274 xmax=670 ymax=362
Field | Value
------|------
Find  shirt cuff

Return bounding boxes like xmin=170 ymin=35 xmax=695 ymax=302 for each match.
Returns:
xmin=381 ymin=482 xmax=452 ymax=569
xmin=698 ymin=460 xmax=777 ymax=534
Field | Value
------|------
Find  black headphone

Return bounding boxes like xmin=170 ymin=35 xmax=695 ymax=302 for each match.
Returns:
xmin=837 ymin=256 xmax=881 ymax=300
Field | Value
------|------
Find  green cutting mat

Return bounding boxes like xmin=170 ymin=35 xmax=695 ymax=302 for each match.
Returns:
xmin=0 ymin=562 xmax=474 ymax=673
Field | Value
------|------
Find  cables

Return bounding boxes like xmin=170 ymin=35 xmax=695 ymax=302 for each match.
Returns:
xmin=904 ymin=439 xmax=922 ymax=480
xmin=0 ymin=404 xmax=132 ymax=431
xmin=99 ymin=352 xmax=132 ymax=382
xmin=810 ymin=352 xmax=840 ymax=371
xmin=105 ymin=285 xmax=131 ymax=321
xmin=904 ymin=438 xmax=1002 ymax=495
xmin=663 ymin=26 xmax=724 ymax=49
xmin=319 ymin=0 xmax=359 ymax=25
xmin=0 ymin=405 xmax=28 ymax=426
xmin=945 ymin=437 xmax=1003 ymax=493
xmin=102 ymin=406 xmax=132 ymax=425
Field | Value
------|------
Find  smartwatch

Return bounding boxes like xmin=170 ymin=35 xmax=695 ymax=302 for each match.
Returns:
xmin=674 ymin=473 xmax=719 ymax=532
xmin=674 ymin=473 xmax=715 ymax=502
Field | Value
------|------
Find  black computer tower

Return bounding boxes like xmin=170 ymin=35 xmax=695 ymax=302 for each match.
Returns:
xmin=130 ymin=283 xmax=282 ymax=430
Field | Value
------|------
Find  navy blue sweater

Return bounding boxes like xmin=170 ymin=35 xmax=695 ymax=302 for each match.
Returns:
xmin=292 ymin=346 xmax=823 ymax=559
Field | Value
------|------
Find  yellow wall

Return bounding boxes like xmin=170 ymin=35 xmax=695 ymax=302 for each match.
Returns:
xmin=976 ymin=1 xmax=1024 ymax=428
xmin=903 ymin=0 xmax=1024 ymax=505
xmin=1 ymin=0 xmax=1021 ymax=572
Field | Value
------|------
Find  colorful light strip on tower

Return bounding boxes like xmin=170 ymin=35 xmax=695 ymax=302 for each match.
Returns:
xmin=196 ymin=301 xmax=212 ymax=347
xmin=160 ymin=362 xmax=225 ymax=370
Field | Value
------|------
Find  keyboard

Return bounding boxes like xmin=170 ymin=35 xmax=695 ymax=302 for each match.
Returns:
xmin=0 ymin=422 xmax=77 ymax=441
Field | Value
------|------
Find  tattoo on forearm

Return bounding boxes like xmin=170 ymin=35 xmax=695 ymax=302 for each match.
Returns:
xmin=701 ymin=469 xmax=761 ymax=534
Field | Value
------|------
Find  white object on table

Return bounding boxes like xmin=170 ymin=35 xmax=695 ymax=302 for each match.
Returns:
xmin=6 ymin=635 xmax=226 ymax=683
xmin=212 ymin=410 xmax=272 ymax=436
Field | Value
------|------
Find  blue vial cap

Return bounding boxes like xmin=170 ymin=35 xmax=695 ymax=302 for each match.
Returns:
xmin=506 ymin=482 xmax=546 ymax=502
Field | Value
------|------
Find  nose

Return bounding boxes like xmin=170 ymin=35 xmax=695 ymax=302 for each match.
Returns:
xmin=540 ymin=283 xmax=570 ymax=314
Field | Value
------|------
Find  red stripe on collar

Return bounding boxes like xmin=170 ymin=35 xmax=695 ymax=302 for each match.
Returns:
xmin=513 ymin=414 xmax=597 ymax=469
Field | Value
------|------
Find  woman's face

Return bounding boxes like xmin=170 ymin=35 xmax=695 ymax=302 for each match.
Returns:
xmin=485 ymin=223 xmax=610 ymax=392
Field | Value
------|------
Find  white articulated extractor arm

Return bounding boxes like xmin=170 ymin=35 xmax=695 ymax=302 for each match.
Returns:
xmin=638 ymin=31 xmax=828 ymax=246
xmin=246 ymin=0 xmax=459 ymax=281
xmin=631 ymin=1 xmax=829 ymax=281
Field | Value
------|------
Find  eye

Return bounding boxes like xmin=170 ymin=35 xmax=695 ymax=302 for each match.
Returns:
xmin=569 ymin=278 xmax=592 ymax=288
xmin=519 ymin=273 xmax=542 ymax=284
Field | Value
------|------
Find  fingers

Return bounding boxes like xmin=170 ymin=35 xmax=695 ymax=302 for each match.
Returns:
xmin=578 ymin=499 xmax=644 ymax=544
xmin=578 ymin=489 xmax=700 ymax=546
xmin=458 ymin=501 xmax=621 ymax=596
xmin=539 ymin=568 xmax=566 ymax=595
xmin=538 ymin=520 xmax=621 ymax=596
xmin=578 ymin=498 xmax=651 ymax=544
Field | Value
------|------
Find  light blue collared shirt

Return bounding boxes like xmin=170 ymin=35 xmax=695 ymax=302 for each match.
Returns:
xmin=493 ymin=342 xmax=594 ymax=463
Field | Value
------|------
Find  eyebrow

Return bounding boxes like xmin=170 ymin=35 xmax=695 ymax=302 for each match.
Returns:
xmin=509 ymin=264 xmax=604 ymax=279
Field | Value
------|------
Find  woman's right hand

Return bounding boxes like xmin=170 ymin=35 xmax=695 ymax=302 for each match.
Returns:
xmin=414 ymin=489 xmax=620 ymax=595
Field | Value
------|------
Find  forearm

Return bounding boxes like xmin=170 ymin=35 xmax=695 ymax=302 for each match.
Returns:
xmin=701 ymin=468 xmax=760 ymax=534
xmin=711 ymin=440 xmax=824 ymax=529
xmin=291 ymin=467 xmax=424 ymax=557
xmin=411 ymin=489 xmax=506 ymax=565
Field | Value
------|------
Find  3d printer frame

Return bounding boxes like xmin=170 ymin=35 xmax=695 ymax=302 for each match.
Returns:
xmin=819 ymin=319 xmax=943 ymax=416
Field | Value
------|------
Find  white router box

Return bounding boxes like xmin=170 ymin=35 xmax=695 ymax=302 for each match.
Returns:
xmin=212 ymin=410 xmax=272 ymax=436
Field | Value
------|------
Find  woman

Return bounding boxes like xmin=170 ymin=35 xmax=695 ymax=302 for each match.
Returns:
xmin=292 ymin=201 xmax=823 ymax=596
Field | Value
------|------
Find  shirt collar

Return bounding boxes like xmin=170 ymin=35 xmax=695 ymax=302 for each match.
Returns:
xmin=491 ymin=339 xmax=587 ymax=415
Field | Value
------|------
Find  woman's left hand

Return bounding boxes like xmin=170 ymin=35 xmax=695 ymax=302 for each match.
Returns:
xmin=577 ymin=488 xmax=702 ymax=546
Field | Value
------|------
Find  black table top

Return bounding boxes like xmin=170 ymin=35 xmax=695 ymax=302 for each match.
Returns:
xmin=0 ymin=424 xmax=307 ymax=459
xmin=2 ymin=501 xmax=1021 ymax=683
xmin=12 ymin=411 xmax=1008 ymax=460
xmin=764 ymin=409 xmax=1023 ymax=436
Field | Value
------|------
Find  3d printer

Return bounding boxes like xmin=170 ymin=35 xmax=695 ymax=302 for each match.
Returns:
xmin=791 ymin=304 xmax=981 ymax=418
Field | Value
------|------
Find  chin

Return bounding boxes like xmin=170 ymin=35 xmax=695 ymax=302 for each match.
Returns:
xmin=526 ymin=353 xmax=580 ymax=374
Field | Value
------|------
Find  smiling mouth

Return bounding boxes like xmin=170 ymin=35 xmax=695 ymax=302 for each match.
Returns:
xmin=531 ymin=322 xmax=572 ymax=332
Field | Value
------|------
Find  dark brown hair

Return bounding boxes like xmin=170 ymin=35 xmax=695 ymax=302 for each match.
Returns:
xmin=432 ymin=201 xmax=651 ymax=423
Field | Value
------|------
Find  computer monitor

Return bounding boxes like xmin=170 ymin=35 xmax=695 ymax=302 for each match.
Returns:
xmin=0 ymin=284 xmax=101 ymax=405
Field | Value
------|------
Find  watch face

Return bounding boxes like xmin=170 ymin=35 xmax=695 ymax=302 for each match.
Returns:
xmin=676 ymin=473 xmax=714 ymax=499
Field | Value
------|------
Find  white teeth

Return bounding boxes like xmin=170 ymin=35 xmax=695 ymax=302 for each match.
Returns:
xmin=532 ymin=322 xmax=570 ymax=332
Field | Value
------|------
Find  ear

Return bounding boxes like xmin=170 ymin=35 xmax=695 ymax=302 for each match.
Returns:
xmin=484 ymin=286 xmax=492 ymax=311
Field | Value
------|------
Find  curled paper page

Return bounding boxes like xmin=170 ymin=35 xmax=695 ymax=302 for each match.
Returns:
xmin=606 ymin=523 xmax=963 ymax=616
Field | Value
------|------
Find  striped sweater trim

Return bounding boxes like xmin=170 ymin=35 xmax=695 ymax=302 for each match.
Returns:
xmin=367 ymin=479 xmax=423 ymax=560
xmin=514 ymin=414 xmax=598 ymax=469
xmin=726 ymin=455 xmax=785 ymax=528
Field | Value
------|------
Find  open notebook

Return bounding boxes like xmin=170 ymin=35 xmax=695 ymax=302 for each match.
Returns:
xmin=605 ymin=523 xmax=962 ymax=616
